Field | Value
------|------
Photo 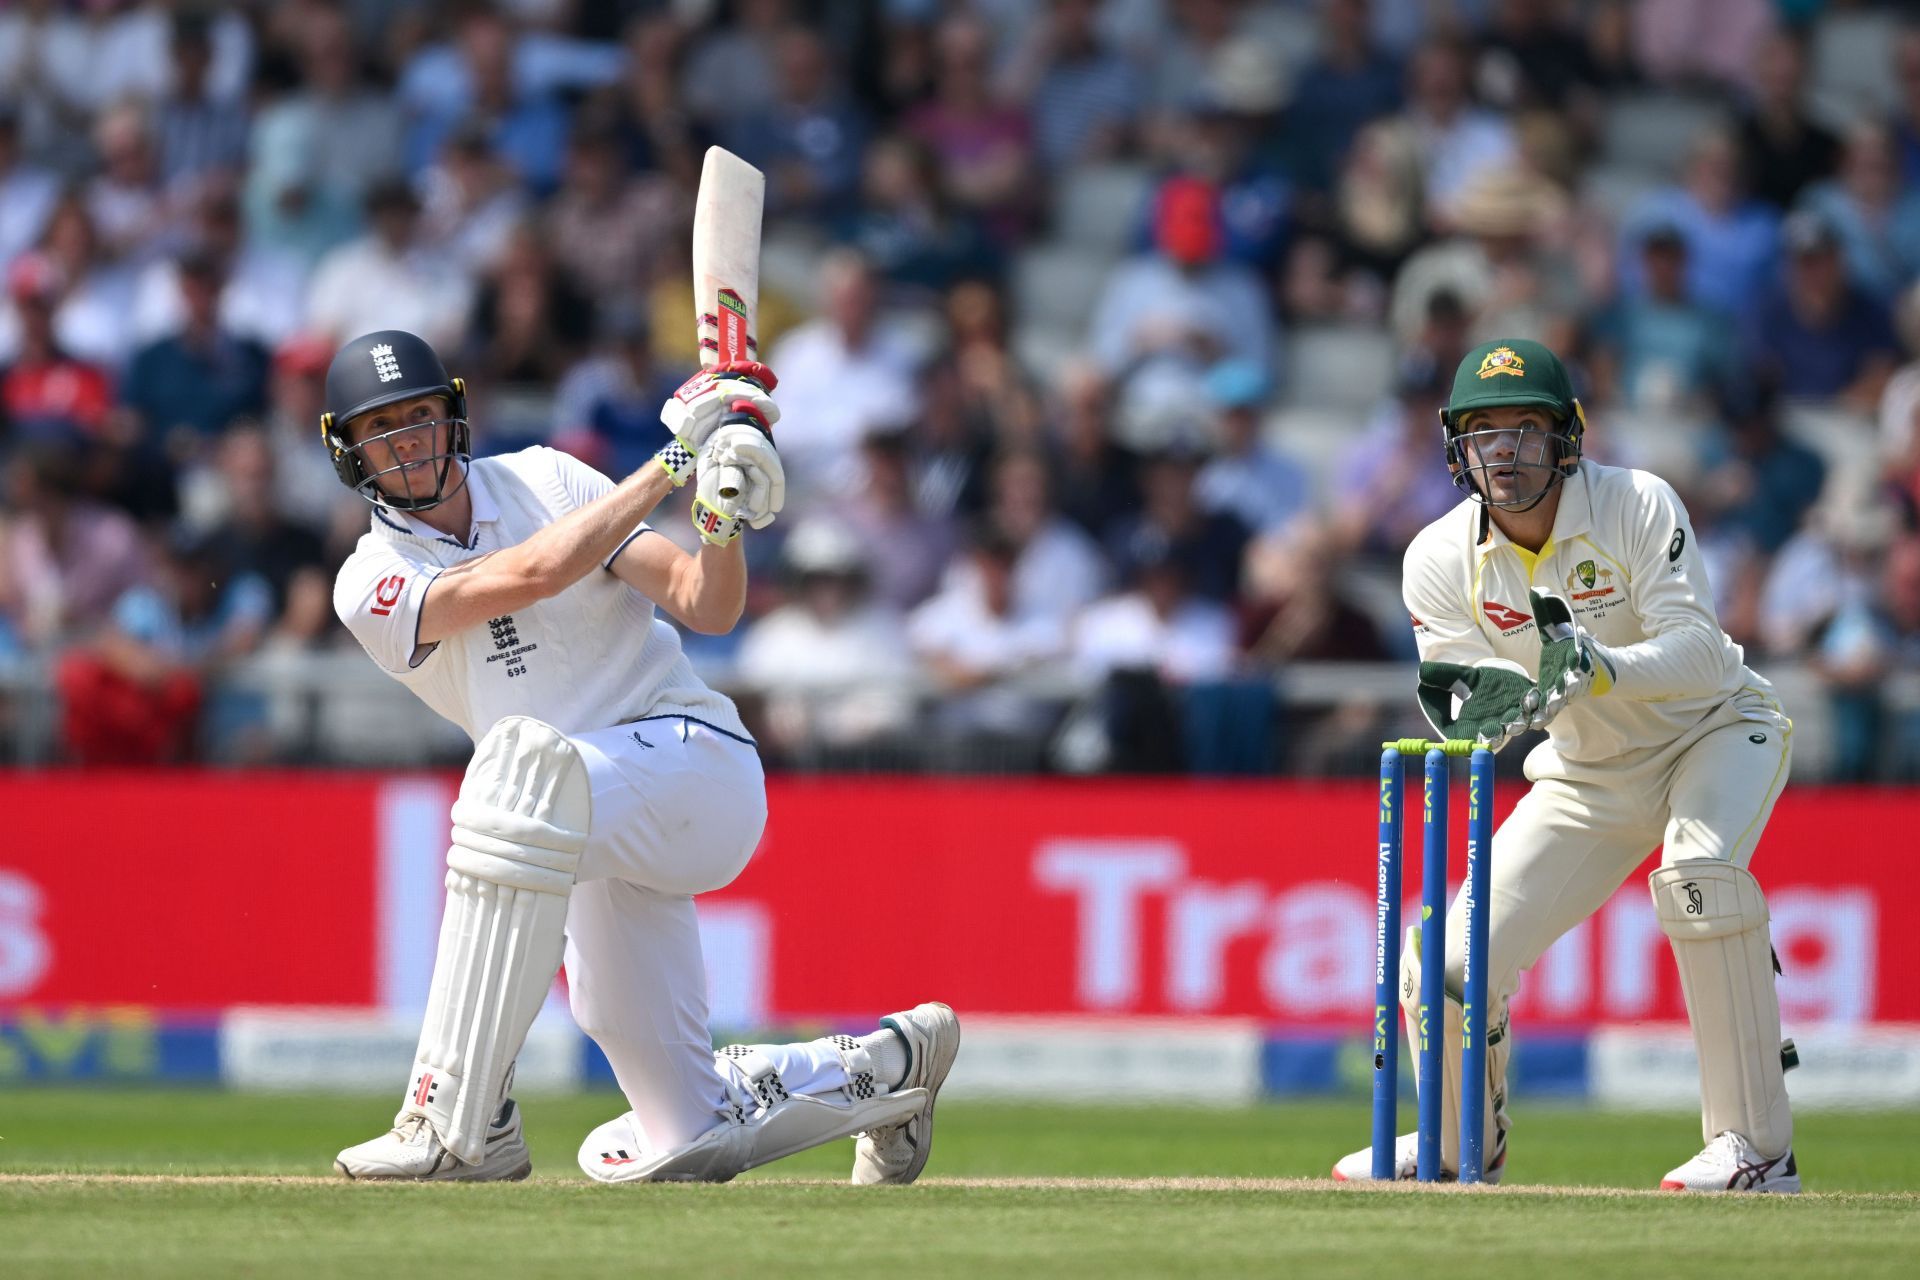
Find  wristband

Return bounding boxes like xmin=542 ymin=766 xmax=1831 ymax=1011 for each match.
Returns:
xmin=655 ymin=438 xmax=697 ymax=487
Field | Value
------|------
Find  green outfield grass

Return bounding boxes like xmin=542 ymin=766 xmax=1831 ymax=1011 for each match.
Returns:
xmin=3 ymin=1091 xmax=1917 ymax=1278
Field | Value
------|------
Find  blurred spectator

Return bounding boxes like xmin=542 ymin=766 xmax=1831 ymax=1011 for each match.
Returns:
xmin=842 ymin=428 xmax=955 ymax=612
xmin=679 ymin=0 xmax=789 ymax=128
xmin=1735 ymin=29 xmax=1839 ymax=212
xmin=466 ymin=222 xmax=596 ymax=387
xmin=1193 ymin=361 xmax=1311 ymax=536
xmin=196 ymin=426 xmax=330 ymax=640
xmin=1744 ymin=211 xmax=1900 ymax=412
xmin=976 ymin=448 xmax=1107 ymax=625
xmin=1800 ymin=532 xmax=1920 ymax=780
xmin=263 ymin=334 xmax=356 ymax=539
xmin=1 ymin=194 xmax=140 ymax=370
xmin=919 ymin=277 xmax=1042 ymax=463
xmin=305 ymin=179 xmax=474 ymax=352
xmin=399 ymin=6 xmax=575 ymax=196
xmin=736 ymin=520 xmax=915 ymax=759
xmin=1240 ymin=520 xmax=1390 ymax=664
xmin=1074 ymin=544 xmax=1236 ymax=685
xmin=153 ymin=11 xmax=250 ymax=192
xmin=723 ymin=26 xmax=869 ymax=222
xmin=1759 ymin=503 xmax=1895 ymax=661
xmin=417 ymin=124 xmax=531 ymax=277
xmin=1389 ymin=164 xmax=1578 ymax=348
xmin=550 ymin=304 xmax=681 ymax=479
xmin=1620 ymin=130 xmax=1780 ymax=317
xmin=1896 ymin=27 xmax=1920 ymax=189
xmin=1166 ymin=92 xmax=1291 ymax=273
xmin=1476 ymin=0 xmax=1601 ymax=114
xmin=1590 ymin=223 xmax=1735 ymax=412
xmin=245 ymin=4 xmax=403 ymax=265
xmin=601 ymin=14 xmax=704 ymax=189
xmin=1003 ymin=0 xmax=1142 ymax=167
xmin=1883 ymin=282 xmax=1920 ymax=523
xmin=905 ymin=13 xmax=1033 ymax=245
xmin=0 ymin=110 xmax=59 ymax=266
xmin=908 ymin=525 xmax=1067 ymax=748
xmin=1284 ymin=0 xmax=1403 ymax=194
xmin=1321 ymin=118 xmax=1427 ymax=294
xmin=545 ymin=122 xmax=688 ymax=307
xmin=132 ymin=184 xmax=308 ymax=350
xmin=1069 ymin=544 xmax=1240 ymax=775
xmin=0 ymin=254 xmax=113 ymax=442
xmin=85 ymin=102 xmax=182 ymax=266
xmin=120 ymin=249 xmax=269 ymax=444
xmin=841 ymin=133 xmax=998 ymax=294
xmin=0 ymin=442 xmax=149 ymax=651
xmin=1630 ymin=0 xmax=1775 ymax=91
xmin=1393 ymin=37 xmax=1517 ymax=227
xmin=1106 ymin=447 xmax=1249 ymax=604
xmin=1331 ymin=344 xmax=1470 ymax=562
xmin=1052 ymin=361 xmax=1142 ymax=543
xmin=764 ymin=250 xmax=921 ymax=501
xmin=1142 ymin=0 xmax=1267 ymax=121
xmin=1088 ymin=175 xmax=1273 ymax=448
xmin=1690 ymin=381 xmax=1828 ymax=644
xmin=1797 ymin=121 xmax=1920 ymax=303
xmin=56 ymin=526 xmax=270 ymax=766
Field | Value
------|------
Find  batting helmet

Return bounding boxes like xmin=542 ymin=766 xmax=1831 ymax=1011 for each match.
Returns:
xmin=320 ymin=330 xmax=471 ymax=511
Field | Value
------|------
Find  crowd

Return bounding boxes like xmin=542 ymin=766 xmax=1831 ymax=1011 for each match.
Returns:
xmin=0 ymin=0 xmax=1917 ymax=777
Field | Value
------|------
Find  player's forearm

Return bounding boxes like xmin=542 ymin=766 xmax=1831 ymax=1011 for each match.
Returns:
xmin=506 ymin=463 xmax=678 ymax=597
xmin=672 ymin=538 xmax=747 ymax=634
xmin=1592 ymin=623 xmax=1730 ymax=701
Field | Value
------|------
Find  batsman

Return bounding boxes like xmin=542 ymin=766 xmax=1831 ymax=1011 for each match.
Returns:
xmin=1333 ymin=339 xmax=1799 ymax=1192
xmin=322 ymin=329 xmax=960 ymax=1184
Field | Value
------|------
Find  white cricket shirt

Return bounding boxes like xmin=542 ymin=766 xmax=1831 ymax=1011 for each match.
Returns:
xmin=1403 ymin=460 xmax=1774 ymax=767
xmin=332 ymin=446 xmax=749 ymax=743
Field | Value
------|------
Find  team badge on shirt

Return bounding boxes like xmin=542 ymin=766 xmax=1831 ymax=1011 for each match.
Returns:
xmin=1476 ymin=346 xmax=1525 ymax=379
xmin=1568 ymin=560 xmax=1617 ymax=601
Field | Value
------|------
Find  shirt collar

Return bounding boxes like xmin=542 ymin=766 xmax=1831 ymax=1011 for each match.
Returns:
xmin=373 ymin=460 xmax=495 ymax=549
xmin=1473 ymin=461 xmax=1593 ymax=559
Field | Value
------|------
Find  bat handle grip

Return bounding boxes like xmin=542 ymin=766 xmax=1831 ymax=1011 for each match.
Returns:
xmin=714 ymin=465 xmax=747 ymax=503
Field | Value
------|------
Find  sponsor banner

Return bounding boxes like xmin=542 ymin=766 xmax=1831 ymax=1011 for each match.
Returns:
xmin=219 ymin=1007 xmax=583 ymax=1093
xmin=2 ymin=775 xmax=1916 ymax=1034
xmin=0 ymin=1008 xmax=219 ymax=1082
xmin=1590 ymin=1024 xmax=1920 ymax=1110
xmin=944 ymin=1017 xmax=1265 ymax=1104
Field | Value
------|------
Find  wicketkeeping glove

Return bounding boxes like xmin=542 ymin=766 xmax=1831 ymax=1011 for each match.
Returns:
xmin=1416 ymin=657 xmax=1541 ymax=753
xmin=1530 ymin=589 xmax=1616 ymax=724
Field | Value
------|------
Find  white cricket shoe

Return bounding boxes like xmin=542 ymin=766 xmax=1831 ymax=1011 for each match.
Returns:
xmin=1660 ymin=1132 xmax=1800 ymax=1193
xmin=1330 ymin=1131 xmax=1507 ymax=1184
xmin=851 ymin=1001 xmax=961 ymax=1185
xmin=335 ymin=1097 xmax=532 ymax=1182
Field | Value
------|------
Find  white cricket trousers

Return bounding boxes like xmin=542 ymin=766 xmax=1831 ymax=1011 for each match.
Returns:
xmin=1447 ymin=686 xmax=1793 ymax=1057
xmin=561 ymin=716 xmax=782 ymax=1150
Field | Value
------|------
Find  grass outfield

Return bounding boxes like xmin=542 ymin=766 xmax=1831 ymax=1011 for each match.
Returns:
xmin=3 ymin=1091 xmax=1917 ymax=1278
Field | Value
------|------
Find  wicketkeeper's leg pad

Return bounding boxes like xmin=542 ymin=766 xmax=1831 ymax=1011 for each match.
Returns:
xmin=403 ymin=716 xmax=591 ymax=1164
xmin=1651 ymin=859 xmax=1793 ymax=1157
xmin=1400 ymin=927 xmax=1510 ymax=1175
xmin=578 ymin=1045 xmax=928 ymax=1183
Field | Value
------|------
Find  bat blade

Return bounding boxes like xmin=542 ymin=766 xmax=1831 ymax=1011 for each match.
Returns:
xmin=691 ymin=147 xmax=766 ymax=505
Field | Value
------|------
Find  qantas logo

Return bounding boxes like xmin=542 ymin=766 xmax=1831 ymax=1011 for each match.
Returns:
xmin=1482 ymin=601 xmax=1533 ymax=631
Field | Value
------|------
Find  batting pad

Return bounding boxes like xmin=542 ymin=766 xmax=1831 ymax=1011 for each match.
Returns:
xmin=404 ymin=717 xmax=591 ymax=1165
xmin=1399 ymin=927 xmax=1509 ymax=1174
xmin=1650 ymin=860 xmax=1793 ymax=1157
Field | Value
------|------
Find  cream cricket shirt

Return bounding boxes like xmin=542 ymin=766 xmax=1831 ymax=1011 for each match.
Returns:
xmin=1403 ymin=460 xmax=1770 ymax=767
xmin=333 ymin=446 xmax=749 ymax=744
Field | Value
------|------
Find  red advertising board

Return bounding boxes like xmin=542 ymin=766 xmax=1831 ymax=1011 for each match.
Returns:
xmin=1 ymin=773 xmax=1912 ymax=1029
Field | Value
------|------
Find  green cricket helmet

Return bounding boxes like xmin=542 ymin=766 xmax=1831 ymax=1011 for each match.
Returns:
xmin=1438 ymin=338 xmax=1586 ymax=511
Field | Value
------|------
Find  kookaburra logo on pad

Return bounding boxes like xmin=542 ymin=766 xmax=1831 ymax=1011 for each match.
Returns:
xmin=371 ymin=343 xmax=402 ymax=382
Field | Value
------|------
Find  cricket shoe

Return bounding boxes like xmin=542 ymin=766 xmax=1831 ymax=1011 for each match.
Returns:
xmin=1660 ymin=1132 xmax=1800 ymax=1193
xmin=1330 ymin=1130 xmax=1507 ymax=1184
xmin=851 ymin=1001 xmax=961 ymax=1185
xmin=335 ymin=1097 xmax=531 ymax=1182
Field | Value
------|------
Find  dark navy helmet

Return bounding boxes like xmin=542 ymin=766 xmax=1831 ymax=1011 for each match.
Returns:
xmin=320 ymin=329 xmax=471 ymax=511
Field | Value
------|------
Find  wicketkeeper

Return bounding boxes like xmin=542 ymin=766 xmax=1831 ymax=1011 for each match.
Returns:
xmin=323 ymin=329 xmax=960 ymax=1183
xmin=1333 ymin=339 xmax=1799 ymax=1192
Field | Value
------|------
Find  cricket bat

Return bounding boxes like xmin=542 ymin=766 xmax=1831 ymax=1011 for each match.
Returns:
xmin=692 ymin=146 xmax=766 ymax=504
